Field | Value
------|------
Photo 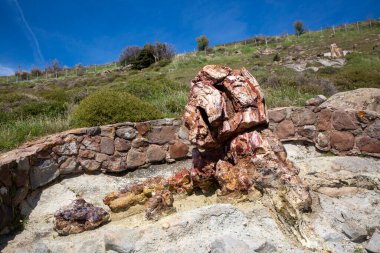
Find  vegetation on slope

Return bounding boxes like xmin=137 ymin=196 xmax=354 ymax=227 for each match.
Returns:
xmin=0 ymin=20 xmax=379 ymax=151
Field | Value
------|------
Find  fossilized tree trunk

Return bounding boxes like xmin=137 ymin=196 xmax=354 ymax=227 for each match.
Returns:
xmin=103 ymin=65 xmax=312 ymax=226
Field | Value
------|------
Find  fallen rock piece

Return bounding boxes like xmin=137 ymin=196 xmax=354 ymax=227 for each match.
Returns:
xmin=54 ymin=199 xmax=110 ymax=235
xmin=305 ymin=95 xmax=327 ymax=106
xmin=342 ymin=220 xmax=367 ymax=243
xmin=366 ymin=230 xmax=380 ymax=253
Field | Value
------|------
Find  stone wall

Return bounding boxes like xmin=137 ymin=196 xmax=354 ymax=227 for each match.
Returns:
xmin=0 ymin=118 xmax=191 ymax=233
xmin=269 ymin=106 xmax=380 ymax=156
xmin=0 ymin=106 xmax=379 ymax=233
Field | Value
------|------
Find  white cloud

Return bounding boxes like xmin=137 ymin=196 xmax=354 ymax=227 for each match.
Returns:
xmin=0 ymin=65 xmax=15 ymax=76
xmin=12 ymin=0 xmax=45 ymax=65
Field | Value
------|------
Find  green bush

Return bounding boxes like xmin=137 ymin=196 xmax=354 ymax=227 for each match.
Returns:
xmin=131 ymin=48 xmax=155 ymax=70
xmin=71 ymin=89 xmax=163 ymax=127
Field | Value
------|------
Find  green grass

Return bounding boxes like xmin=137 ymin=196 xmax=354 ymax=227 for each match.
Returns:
xmin=0 ymin=115 xmax=70 ymax=151
xmin=0 ymin=19 xmax=379 ymax=152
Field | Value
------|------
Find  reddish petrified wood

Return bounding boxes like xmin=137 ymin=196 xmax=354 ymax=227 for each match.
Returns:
xmin=103 ymin=65 xmax=311 ymax=223
xmin=54 ymin=199 xmax=110 ymax=235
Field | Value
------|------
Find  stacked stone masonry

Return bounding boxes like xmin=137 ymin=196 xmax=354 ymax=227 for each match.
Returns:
xmin=269 ymin=106 xmax=380 ymax=156
xmin=0 ymin=106 xmax=379 ymax=233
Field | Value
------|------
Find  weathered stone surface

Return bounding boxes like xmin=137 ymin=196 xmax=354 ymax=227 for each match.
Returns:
xmin=356 ymin=136 xmax=380 ymax=153
xmin=332 ymin=110 xmax=358 ymax=130
xmin=0 ymin=166 xmax=12 ymax=187
xmin=100 ymin=126 xmax=115 ymax=138
xmin=316 ymin=132 xmax=330 ymax=150
xmin=53 ymin=142 xmax=78 ymax=155
xmin=330 ymin=43 xmax=343 ymax=58
xmin=298 ymin=125 xmax=316 ymax=139
xmin=95 ymin=153 xmax=108 ymax=163
xmin=59 ymin=157 xmax=81 ymax=175
xmin=342 ymin=221 xmax=367 ymax=242
xmin=321 ymin=88 xmax=380 ymax=112
xmin=146 ymin=145 xmax=166 ymax=163
xmin=317 ymin=108 xmax=332 ymax=131
xmin=116 ymin=127 xmax=137 ymax=140
xmin=54 ymin=199 xmax=110 ymax=235
xmin=15 ymin=157 xmax=30 ymax=187
xmin=210 ymin=236 xmax=251 ymax=253
xmin=114 ymin=138 xmax=131 ymax=152
xmin=0 ymin=204 xmax=13 ymax=232
xmin=146 ymin=126 xmax=176 ymax=145
xmin=127 ymin=149 xmax=147 ymax=168
xmin=103 ymin=156 xmax=127 ymax=172
xmin=268 ymin=108 xmax=286 ymax=123
xmin=135 ymin=122 xmax=150 ymax=136
xmin=330 ymin=131 xmax=355 ymax=151
xmin=305 ymin=95 xmax=327 ymax=106
xmin=291 ymin=108 xmax=316 ymax=126
xmin=86 ymin=127 xmax=101 ymax=136
xmin=79 ymin=160 xmax=101 ymax=172
xmin=30 ymin=160 xmax=59 ymax=189
xmin=169 ymin=140 xmax=189 ymax=160
xmin=366 ymin=119 xmax=380 ymax=139
xmin=275 ymin=119 xmax=295 ymax=139
xmin=366 ymin=230 xmax=380 ymax=253
xmin=78 ymin=149 xmax=96 ymax=159
xmin=81 ymin=136 xmax=100 ymax=152
xmin=145 ymin=190 xmax=175 ymax=220
xmin=100 ymin=137 xmax=114 ymax=155
xmin=131 ymin=137 xmax=149 ymax=148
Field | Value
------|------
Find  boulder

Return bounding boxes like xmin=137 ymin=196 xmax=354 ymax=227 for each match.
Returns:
xmin=321 ymin=88 xmax=380 ymax=112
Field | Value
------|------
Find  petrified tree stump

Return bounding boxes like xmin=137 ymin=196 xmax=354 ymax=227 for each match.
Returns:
xmin=103 ymin=65 xmax=311 ymax=224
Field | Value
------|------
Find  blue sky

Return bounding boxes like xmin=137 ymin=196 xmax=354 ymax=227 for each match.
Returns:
xmin=0 ymin=0 xmax=379 ymax=75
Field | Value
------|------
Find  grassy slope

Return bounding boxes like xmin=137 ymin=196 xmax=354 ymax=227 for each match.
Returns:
xmin=0 ymin=21 xmax=379 ymax=152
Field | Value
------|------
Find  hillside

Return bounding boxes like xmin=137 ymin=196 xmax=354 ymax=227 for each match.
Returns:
xmin=0 ymin=20 xmax=380 ymax=152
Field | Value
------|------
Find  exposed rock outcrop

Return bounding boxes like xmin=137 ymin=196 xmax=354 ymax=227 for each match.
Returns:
xmin=321 ymin=88 xmax=380 ymax=112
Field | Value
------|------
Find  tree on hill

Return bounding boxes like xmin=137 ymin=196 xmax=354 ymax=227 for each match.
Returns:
xmin=131 ymin=45 xmax=155 ymax=70
xmin=119 ymin=46 xmax=141 ymax=66
xmin=31 ymin=66 xmax=43 ymax=77
xmin=152 ymin=42 xmax=175 ymax=62
xmin=45 ymin=58 xmax=62 ymax=73
xmin=196 ymin=35 xmax=209 ymax=51
xmin=293 ymin=21 xmax=305 ymax=36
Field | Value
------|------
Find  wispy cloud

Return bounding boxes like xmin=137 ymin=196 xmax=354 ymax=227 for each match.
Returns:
xmin=11 ymin=0 xmax=45 ymax=64
xmin=0 ymin=65 xmax=15 ymax=76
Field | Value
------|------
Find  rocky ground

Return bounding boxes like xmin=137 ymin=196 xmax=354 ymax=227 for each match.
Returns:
xmin=1 ymin=143 xmax=379 ymax=253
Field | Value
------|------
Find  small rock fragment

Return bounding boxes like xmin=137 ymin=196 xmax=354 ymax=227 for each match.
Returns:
xmin=54 ymin=199 xmax=110 ymax=235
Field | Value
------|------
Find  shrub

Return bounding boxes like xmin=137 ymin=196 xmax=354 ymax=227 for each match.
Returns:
xmin=131 ymin=46 xmax=155 ymax=70
xmin=152 ymin=42 xmax=175 ymax=62
xmin=293 ymin=21 xmax=305 ymax=36
xmin=273 ymin=53 xmax=281 ymax=62
xmin=45 ymin=58 xmax=62 ymax=73
xmin=196 ymin=35 xmax=209 ymax=51
xmin=31 ymin=67 xmax=43 ymax=77
xmin=71 ymin=89 xmax=163 ymax=127
xmin=15 ymin=71 xmax=28 ymax=80
xmin=119 ymin=46 xmax=141 ymax=66
xmin=75 ymin=64 xmax=85 ymax=76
